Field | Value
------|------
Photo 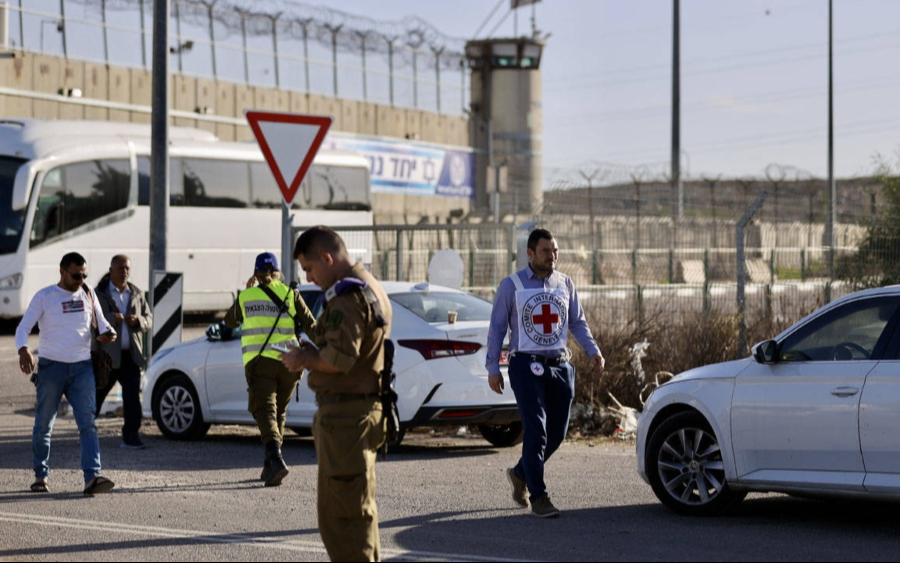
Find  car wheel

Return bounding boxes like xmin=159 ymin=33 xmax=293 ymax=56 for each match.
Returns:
xmin=646 ymin=411 xmax=745 ymax=516
xmin=152 ymin=374 xmax=211 ymax=440
xmin=478 ymin=422 xmax=524 ymax=447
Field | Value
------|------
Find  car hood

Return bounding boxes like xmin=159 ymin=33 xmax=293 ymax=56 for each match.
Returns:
xmin=148 ymin=336 xmax=209 ymax=368
xmin=668 ymin=357 xmax=752 ymax=383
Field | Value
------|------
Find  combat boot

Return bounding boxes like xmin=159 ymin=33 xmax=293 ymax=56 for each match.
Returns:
xmin=260 ymin=457 xmax=270 ymax=481
xmin=264 ymin=440 xmax=289 ymax=487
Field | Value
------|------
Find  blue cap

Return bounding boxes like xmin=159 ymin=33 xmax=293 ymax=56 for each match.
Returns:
xmin=254 ymin=252 xmax=279 ymax=272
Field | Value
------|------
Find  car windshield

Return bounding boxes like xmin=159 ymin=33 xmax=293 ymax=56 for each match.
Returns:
xmin=391 ymin=291 xmax=494 ymax=323
xmin=0 ymin=156 xmax=27 ymax=255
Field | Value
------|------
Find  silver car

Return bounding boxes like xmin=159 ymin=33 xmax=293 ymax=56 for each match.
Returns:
xmin=638 ymin=285 xmax=900 ymax=515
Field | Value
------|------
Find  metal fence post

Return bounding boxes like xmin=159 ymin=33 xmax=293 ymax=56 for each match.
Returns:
xmin=737 ymin=192 xmax=768 ymax=356
xmin=770 ymin=248 xmax=776 ymax=285
xmin=635 ymin=285 xmax=643 ymax=327
xmin=395 ymin=228 xmax=403 ymax=282
xmin=704 ymin=249 xmax=710 ymax=285
xmin=507 ymin=223 xmax=515 ymax=277
xmin=801 ymin=247 xmax=807 ymax=282
xmin=668 ymin=249 xmax=674 ymax=284
xmin=631 ymin=249 xmax=638 ymax=286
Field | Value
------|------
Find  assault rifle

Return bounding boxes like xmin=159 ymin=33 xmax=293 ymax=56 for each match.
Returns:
xmin=379 ymin=339 xmax=401 ymax=458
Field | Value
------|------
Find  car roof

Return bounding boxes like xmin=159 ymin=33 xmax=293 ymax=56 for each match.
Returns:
xmin=825 ymin=284 xmax=900 ymax=307
xmin=297 ymin=281 xmax=470 ymax=295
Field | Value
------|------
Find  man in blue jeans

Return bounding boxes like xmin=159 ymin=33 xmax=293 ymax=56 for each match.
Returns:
xmin=16 ymin=252 xmax=118 ymax=495
xmin=486 ymin=228 xmax=605 ymax=518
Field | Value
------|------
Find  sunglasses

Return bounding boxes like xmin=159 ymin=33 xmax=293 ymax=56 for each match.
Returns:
xmin=66 ymin=271 xmax=88 ymax=281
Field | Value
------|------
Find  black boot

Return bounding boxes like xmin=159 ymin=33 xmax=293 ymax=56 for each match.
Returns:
xmin=264 ymin=440 xmax=289 ymax=487
xmin=260 ymin=457 xmax=270 ymax=481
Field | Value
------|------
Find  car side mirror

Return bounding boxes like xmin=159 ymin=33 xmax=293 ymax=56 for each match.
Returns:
xmin=206 ymin=323 xmax=222 ymax=341
xmin=752 ymin=340 xmax=778 ymax=364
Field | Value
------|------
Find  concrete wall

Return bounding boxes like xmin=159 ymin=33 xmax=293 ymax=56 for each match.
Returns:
xmin=0 ymin=52 xmax=473 ymax=224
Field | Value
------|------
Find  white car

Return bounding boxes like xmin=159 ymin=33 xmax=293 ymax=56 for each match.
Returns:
xmin=142 ymin=282 xmax=521 ymax=447
xmin=637 ymin=285 xmax=900 ymax=515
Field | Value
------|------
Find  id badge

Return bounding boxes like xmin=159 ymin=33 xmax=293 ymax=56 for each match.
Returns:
xmin=530 ymin=361 xmax=545 ymax=376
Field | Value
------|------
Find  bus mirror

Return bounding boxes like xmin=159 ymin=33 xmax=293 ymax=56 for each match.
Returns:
xmin=11 ymin=164 xmax=34 ymax=211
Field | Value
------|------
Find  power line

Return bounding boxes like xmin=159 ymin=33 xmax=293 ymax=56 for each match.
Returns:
xmin=473 ymin=0 xmax=505 ymax=38
xmin=551 ymin=74 xmax=900 ymax=128
xmin=544 ymin=29 xmax=900 ymax=93
xmin=547 ymin=114 xmax=900 ymax=169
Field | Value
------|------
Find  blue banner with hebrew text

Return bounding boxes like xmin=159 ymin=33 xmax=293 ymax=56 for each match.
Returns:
xmin=325 ymin=134 xmax=475 ymax=199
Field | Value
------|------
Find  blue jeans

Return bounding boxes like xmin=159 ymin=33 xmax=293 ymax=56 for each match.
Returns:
xmin=508 ymin=354 xmax=575 ymax=502
xmin=33 ymin=358 xmax=102 ymax=483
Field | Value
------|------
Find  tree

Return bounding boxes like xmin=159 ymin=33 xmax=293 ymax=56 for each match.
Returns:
xmin=845 ymin=156 xmax=900 ymax=288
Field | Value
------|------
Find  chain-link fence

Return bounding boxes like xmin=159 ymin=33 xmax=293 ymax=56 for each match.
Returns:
xmin=9 ymin=0 xmax=469 ymax=114
xmin=343 ymin=160 xmax=900 ymax=340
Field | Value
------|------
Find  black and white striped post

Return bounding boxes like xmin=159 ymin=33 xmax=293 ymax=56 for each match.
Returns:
xmin=149 ymin=271 xmax=183 ymax=359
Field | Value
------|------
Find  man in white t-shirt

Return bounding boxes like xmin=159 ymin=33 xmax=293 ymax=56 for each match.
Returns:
xmin=16 ymin=252 xmax=118 ymax=496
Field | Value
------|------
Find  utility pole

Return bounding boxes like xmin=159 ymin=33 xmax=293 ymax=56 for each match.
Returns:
xmin=671 ymin=0 xmax=682 ymax=221
xmin=150 ymin=0 xmax=170 ymax=276
xmin=827 ymin=0 xmax=836 ymax=297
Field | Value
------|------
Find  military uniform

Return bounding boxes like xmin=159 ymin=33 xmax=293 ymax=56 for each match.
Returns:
xmin=225 ymin=280 xmax=315 ymax=450
xmin=308 ymin=262 xmax=392 ymax=562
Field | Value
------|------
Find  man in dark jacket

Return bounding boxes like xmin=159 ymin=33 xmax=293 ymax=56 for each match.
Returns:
xmin=94 ymin=255 xmax=153 ymax=449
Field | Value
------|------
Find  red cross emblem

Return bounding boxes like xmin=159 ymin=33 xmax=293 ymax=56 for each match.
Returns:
xmin=532 ymin=303 xmax=559 ymax=334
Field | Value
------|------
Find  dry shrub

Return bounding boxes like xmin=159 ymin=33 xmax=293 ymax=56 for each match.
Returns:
xmin=568 ymin=307 xmax=800 ymax=437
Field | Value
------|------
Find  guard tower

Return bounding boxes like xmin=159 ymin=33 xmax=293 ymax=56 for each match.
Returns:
xmin=465 ymin=38 xmax=545 ymax=219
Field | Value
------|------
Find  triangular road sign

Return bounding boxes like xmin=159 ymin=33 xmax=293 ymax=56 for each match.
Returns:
xmin=244 ymin=110 xmax=333 ymax=205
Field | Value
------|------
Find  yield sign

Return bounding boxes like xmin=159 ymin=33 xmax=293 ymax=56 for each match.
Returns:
xmin=244 ymin=110 xmax=333 ymax=205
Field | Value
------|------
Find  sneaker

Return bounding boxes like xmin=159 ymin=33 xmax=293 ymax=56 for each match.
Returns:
xmin=531 ymin=495 xmax=561 ymax=518
xmin=506 ymin=467 xmax=528 ymax=508
xmin=120 ymin=435 xmax=146 ymax=450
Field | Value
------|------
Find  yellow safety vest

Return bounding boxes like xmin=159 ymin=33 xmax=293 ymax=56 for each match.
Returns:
xmin=238 ymin=281 xmax=299 ymax=366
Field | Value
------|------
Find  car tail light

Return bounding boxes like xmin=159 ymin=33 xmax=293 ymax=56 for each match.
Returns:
xmin=436 ymin=408 xmax=488 ymax=419
xmin=397 ymin=339 xmax=482 ymax=361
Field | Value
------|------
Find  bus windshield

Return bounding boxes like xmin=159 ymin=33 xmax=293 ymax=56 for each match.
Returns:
xmin=0 ymin=157 xmax=27 ymax=255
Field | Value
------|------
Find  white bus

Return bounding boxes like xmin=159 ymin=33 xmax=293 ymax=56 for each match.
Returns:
xmin=0 ymin=119 xmax=373 ymax=318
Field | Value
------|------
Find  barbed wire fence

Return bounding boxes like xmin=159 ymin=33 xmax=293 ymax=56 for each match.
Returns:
xmin=10 ymin=0 xmax=469 ymax=114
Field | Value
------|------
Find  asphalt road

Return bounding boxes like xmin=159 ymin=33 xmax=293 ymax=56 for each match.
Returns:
xmin=2 ymin=329 xmax=900 ymax=561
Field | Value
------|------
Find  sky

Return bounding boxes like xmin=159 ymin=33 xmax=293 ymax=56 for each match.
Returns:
xmin=323 ymin=0 xmax=900 ymax=184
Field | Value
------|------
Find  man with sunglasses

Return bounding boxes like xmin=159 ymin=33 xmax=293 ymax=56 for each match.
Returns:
xmin=16 ymin=252 xmax=118 ymax=496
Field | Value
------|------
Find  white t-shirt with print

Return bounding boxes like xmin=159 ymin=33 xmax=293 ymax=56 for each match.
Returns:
xmin=15 ymin=285 xmax=116 ymax=363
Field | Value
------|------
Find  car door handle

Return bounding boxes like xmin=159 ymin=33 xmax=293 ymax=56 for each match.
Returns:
xmin=830 ymin=386 xmax=860 ymax=397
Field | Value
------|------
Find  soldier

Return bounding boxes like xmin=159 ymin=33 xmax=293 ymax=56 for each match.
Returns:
xmin=281 ymin=226 xmax=392 ymax=562
xmin=225 ymin=252 xmax=316 ymax=487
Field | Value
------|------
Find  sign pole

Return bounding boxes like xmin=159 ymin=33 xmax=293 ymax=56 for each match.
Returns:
xmin=282 ymin=200 xmax=293 ymax=283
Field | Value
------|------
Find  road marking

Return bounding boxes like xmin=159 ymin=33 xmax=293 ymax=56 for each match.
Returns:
xmin=0 ymin=511 xmax=534 ymax=562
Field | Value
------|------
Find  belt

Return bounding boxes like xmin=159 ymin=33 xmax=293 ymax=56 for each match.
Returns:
xmin=512 ymin=353 xmax=567 ymax=367
xmin=315 ymin=393 xmax=380 ymax=406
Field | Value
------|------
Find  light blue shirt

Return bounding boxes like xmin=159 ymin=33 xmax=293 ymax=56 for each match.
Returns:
xmin=485 ymin=265 xmax=600 ymax=376
xmin=110 ymin=281 xmax=132 ymax=350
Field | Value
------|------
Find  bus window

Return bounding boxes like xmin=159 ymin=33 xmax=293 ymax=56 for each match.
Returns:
xmin=249 ymin=161 xmax=281 ymax=208
xmin=30 ymin=159 xmax=130 ymax=247
xmin=137 ymin=156 xmax=186 ymax=206
xmin=180 ymin=158 xmax=250 ymax=208
xmin=297 ymin=165 xmax=370 ymax=211
xmin=0 ymin=157 xmax=27 ymax=255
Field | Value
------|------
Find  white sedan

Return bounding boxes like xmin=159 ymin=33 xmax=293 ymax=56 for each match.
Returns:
xmin=637 ymin=285 xmax=900 ymax=515
xmin=142 ymin=282 xmax=521 ymax=447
